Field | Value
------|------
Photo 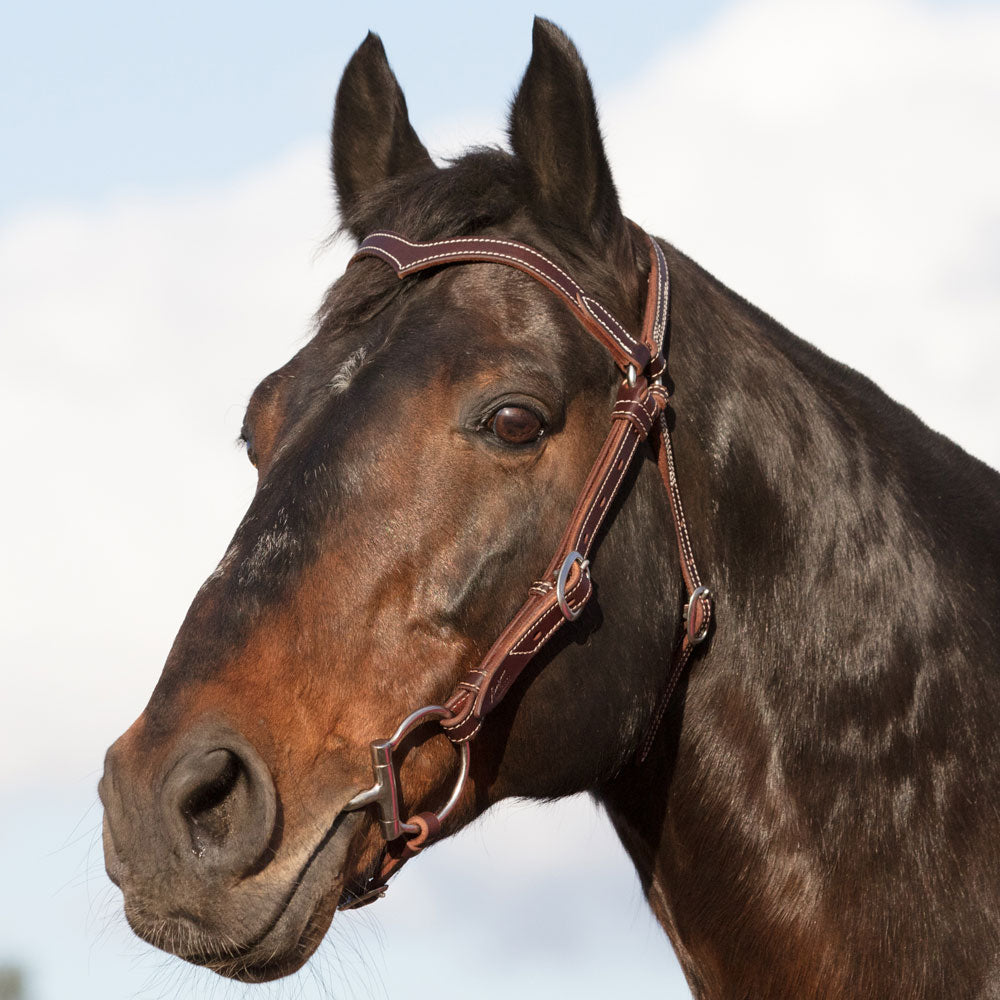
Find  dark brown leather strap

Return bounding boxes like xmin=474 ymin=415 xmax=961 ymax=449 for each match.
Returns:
xmin=640 ymin=231 xmax=670 ymax=361
xmin=636 ymin=417 xmax=713 ymax=761
xmin=353 ymin=232 xmax=664 ymax=378
xmin=339 ymin=228 xmax=712 ymax=908
xmin=441 ymin=376 xmax=668 ymax=741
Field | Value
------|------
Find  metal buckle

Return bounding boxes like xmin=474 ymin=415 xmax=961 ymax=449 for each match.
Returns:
xmin=342 ymin=705 xmax=470 ymax=841
xmin=683 ymin=585 xmax=712 ymax=645
xmin=555 ymin=551 xmax=589 ymax=621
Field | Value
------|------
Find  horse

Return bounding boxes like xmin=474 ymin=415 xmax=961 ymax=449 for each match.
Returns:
xmin=99 ymin=18 xmax=1000 ymax=998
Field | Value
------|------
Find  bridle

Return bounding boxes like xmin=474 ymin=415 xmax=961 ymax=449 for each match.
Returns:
xmin=337 ymin=228 xmax=713 ymax=907
xmin=337 ymin=227 xmax=713 ymax=909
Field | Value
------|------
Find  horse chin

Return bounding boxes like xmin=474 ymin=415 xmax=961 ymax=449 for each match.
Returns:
xmin=197 ymin=895 xmax=341 ymax=984
xmin=119 ymin=808 xmax=366 ymax=983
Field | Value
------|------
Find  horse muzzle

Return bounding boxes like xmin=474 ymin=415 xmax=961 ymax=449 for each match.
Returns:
xmin=99 ymin=721 xmax=363 ymax=980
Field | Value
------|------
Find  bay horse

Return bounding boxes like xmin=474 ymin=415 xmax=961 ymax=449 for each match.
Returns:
xmin=100 ymin=18 xmax=1000 ymax=998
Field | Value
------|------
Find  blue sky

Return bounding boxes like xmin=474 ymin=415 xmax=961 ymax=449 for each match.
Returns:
xmin=4 ymin=0 xmax=986 ymax=219
xmin=2 ymin=1 xmax=999 ymax=998
xmin=1 ymin=0 xmax=735 ymax=221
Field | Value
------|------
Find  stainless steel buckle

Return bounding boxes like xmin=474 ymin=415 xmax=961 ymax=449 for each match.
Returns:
xmin=342 ymin=705 xmax=470 ymax=841
xmin=555 ymin=550 xmax=589 ymax=621
xmin=683 ymin=585 xmax=713 ymax=645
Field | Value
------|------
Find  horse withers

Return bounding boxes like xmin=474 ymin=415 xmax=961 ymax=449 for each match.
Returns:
xmin=99 ymin=18 xmax=1000 ymax=998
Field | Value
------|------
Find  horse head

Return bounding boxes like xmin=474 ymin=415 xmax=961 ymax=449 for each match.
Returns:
xmin=100 ymin=20 xmax=688 ymax=981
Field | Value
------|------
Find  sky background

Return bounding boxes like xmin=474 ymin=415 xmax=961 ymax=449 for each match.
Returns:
xmin=2 ymin=1 xmax=998 ymax=998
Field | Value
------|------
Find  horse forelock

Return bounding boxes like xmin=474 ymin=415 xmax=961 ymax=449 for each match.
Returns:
xmin=324 ymin=149 xmax=646 ymax=333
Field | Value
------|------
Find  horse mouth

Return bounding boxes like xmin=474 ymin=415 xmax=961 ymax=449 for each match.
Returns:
xmin=123 ymin=807 xmax=367 ymax=983
xmin=191 ymin=897 xmax=338 ymax=983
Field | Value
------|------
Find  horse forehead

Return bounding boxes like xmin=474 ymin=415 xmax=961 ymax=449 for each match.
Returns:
xmin=384 ymin=259 xmax=590 ymax=363
xmin=298 ymin=253 xmax=598 ymax=407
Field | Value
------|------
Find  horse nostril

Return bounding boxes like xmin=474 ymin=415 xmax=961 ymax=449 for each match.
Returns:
xmin=162 ymin=731 xmax=277 ymax=878
xmin=182 ymin=749 xmax=243 ymax=857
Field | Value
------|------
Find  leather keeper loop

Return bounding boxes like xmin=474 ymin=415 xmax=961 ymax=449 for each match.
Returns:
xmin=611 ymin=398 xmax=656 ymax=436
xmin=406 ymin=812 xmax=441 ymax=851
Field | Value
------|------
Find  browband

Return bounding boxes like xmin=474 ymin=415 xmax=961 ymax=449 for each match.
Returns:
xmin=353 ymin=231 xmax=665 ymax=379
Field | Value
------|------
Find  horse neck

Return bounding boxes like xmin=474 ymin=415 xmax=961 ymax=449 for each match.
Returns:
xmin=596 ymin=243 xmax=1000 ymax=998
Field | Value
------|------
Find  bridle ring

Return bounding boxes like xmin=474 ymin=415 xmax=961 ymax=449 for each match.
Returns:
xmin=342 ymin=705 xmax=470 ymax=841
xmin=556 ymin=551 xmax=590 ymax=621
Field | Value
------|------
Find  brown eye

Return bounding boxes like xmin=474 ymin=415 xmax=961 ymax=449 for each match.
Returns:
xmin=490 ymin=406 xmax=544 ymax=444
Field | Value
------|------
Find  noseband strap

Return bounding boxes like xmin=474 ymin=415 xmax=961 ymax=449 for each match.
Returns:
xmin=338 ymin=227 xmax=712 ymax=909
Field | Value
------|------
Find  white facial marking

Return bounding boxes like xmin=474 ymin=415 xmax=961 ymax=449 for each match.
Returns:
xmin=328 ymin=346 xmax=369 ymax=395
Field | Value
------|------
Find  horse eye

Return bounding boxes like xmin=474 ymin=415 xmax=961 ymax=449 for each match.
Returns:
xmin=490 ymin=406 xmax=544 ymax=445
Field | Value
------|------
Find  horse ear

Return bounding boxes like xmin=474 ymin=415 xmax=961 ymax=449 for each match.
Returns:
xmin=509 ymin=18 xmax=626 ymax=248
xmin=332 ymin=32 xmax=435 ymax=237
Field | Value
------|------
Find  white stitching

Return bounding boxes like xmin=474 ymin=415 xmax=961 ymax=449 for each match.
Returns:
xmin=660 ymin=411 xmax=701 ymax=587
xmin=589 ymin=435 xmax=641 ymax=540
xmin=501 ymin=573 xmax=589 ymax=666
xmin=612 ymin=410 xmax=653 ymax=435
xmin=611 ymin=402 xmax=655 ymax=434
xmin=365 ymin=232 xmax=584 ymax=293
xmin=611 ymin=407 xmax=652 ymax=429
xmin=580 ymin=295 xmax=641 ymax=359
xmin=573 ymin=431 xmax=639 ymax=554
xmin=359 ymin=235 xmax=645 ymax=364
xmin=573 ymin=431 xmax=633 ymax=552
xmin=466 ymin=572 xmax=591 ymax=722
xmin=359 ymin=244 xmax=405 ymax=270
xmin=652 ymin=239 xmax=668 ymax=354
xmin=450 ymin=717 xmax=484 ymax=743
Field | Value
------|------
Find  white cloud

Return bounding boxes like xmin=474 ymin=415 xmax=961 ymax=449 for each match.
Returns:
xmin=1 ymin=0 xmax=998 ymax=994
xmin=0 ymin=145 xmax=347 ymax=785
xmin=605 ymin=0 xmax=1000 ymax=466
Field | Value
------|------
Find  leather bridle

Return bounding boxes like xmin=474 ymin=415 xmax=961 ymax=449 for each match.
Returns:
xmin=337 ymin=227 xmax=713 ymax=909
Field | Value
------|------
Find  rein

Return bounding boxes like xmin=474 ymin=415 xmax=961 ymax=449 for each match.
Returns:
xmin=337 ymin=228 xmax=713 ymax=909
